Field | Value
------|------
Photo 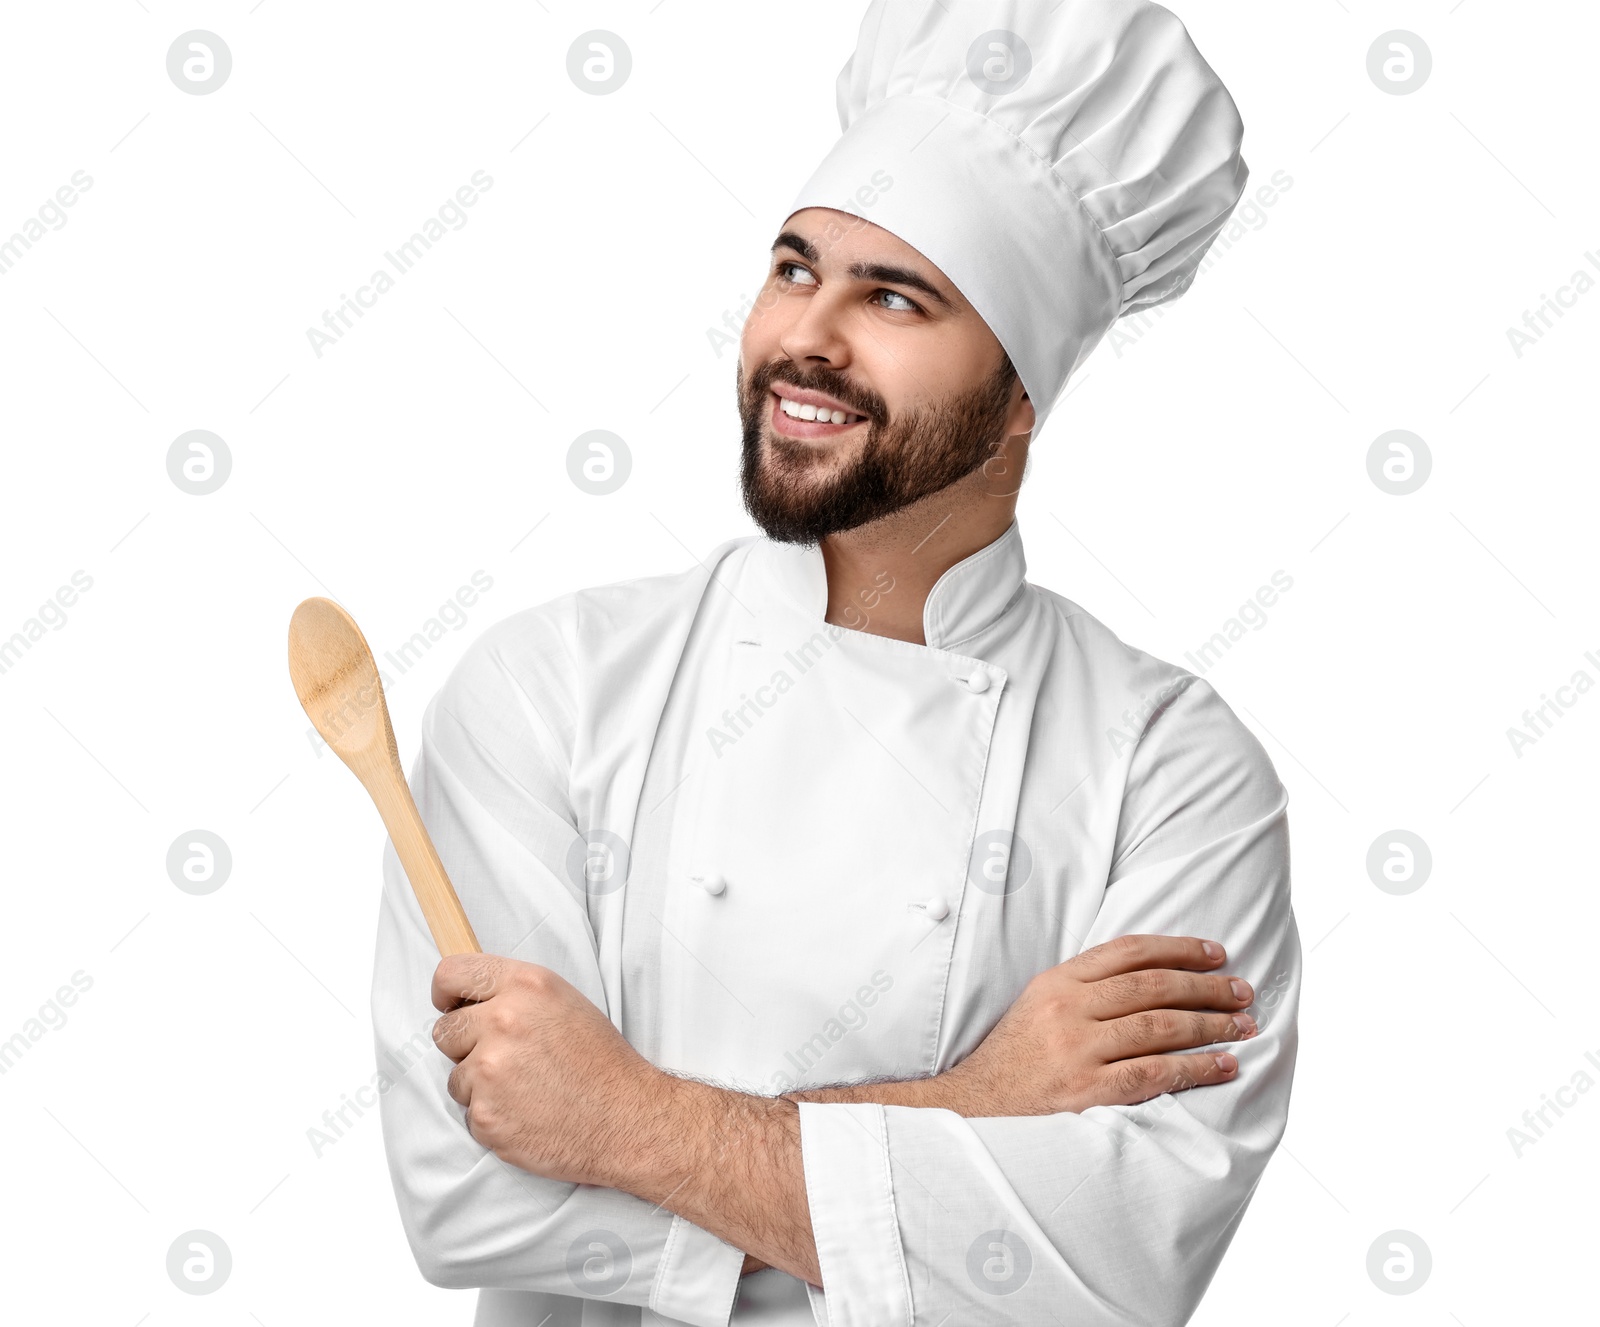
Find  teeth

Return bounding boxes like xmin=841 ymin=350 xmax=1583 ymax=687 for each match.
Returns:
xmin=779 ymin=396 xmax=855 ymax=425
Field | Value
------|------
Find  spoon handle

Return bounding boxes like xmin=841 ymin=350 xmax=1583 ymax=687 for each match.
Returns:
xmin=366 ymin=756 xmax=481 ymax=956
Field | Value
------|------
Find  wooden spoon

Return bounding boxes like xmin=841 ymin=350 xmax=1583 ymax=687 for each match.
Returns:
xmin=287 ymin=596 xmax=480 ymax=956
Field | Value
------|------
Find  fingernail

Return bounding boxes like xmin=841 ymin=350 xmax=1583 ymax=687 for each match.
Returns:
xmin=1232 ymin=1013 xmax=1257 ymax=1036
xmin=1214 ymin=1053 xmax=1237 ymax=1072
xmin=1230 ymin=978 xmax=1251 ymax=1001
xmin=1202 ymin=941 xmax=1223 ymax=960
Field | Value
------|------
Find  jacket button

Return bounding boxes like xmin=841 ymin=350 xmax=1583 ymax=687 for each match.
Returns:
xmin=915 ymin=896 xmax=950 ymax=922
xmin=692 ymin=872 xmax=727 ymax=896
xmin=962 ymin=669 xmax=991 ymax=694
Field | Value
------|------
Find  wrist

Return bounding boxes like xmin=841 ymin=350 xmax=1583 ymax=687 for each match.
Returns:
xmin=604 ymin=1078 xmax=817 ymax=1285
xmin=930 ymin=1060 xmax=991 ymax=1115
xmin=783 ymin=1066 xmax=990 ymax=1115
xmin=590 ymin=1064 xmax=698 ymax=1197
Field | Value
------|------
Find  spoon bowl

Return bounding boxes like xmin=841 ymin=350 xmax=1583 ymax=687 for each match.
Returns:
xmin=288 ymin=596 xmax=480 ymax=956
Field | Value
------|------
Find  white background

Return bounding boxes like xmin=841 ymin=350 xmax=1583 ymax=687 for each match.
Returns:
xmin=1 ymin=1 xmax=1594 ymax=1322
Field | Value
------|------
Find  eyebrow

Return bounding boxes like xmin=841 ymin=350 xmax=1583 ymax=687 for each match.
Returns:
xmin=771 ymin=231 xmax=957 ymax=313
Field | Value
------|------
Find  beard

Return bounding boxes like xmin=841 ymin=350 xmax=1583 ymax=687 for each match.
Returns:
xmin=736 ymin=354 xmax=1018 ymax=544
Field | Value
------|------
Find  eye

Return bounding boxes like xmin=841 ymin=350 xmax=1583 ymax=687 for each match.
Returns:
xmin=775 ymin=260 xmax=817 ymax=286
xmin=875 ymin=289 xmax=923 ymax=314
xmin=774 ymin=261 xmax=924 ymax=314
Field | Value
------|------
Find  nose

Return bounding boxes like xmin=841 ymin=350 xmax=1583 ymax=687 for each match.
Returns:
xmin=778 ymin=288 xmax=854 ymax=370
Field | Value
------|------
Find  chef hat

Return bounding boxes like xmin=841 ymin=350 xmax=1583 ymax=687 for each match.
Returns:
xmin=782 ymin=0 xmax=1248 ymax=439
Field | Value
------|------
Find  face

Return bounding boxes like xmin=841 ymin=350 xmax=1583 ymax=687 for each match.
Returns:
xmin=737 ymin=208 xmax=1033 ymax=544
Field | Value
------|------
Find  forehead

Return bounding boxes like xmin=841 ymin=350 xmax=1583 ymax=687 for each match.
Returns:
xmin=776 ymin=207 xmax=971 ymax=311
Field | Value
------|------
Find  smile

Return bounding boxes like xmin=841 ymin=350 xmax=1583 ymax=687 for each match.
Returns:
xmin=769 ymin=390 xmax=868 ymax=440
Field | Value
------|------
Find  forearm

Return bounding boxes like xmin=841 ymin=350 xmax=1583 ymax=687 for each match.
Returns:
xmin=738 ymin=1071 xmax=985 ymax=1279
xmin=599 ymin=1072 xmax=823 ymax=1286
xmin=781 ymin=1067 xmax=984 ymax=1112
xmin=588 ymin=1067 xmax=989 ymax=1283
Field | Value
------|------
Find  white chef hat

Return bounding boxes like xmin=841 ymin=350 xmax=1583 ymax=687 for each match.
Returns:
xmin=783 ymin=0 xmax=1248 ymax=439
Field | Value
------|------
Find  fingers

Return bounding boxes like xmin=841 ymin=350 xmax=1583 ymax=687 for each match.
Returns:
xmin=1096 ymin=1050 xmax=1241 ymax=1107
xmin=431 ymin=952 xmax=508 ymax=1012
xmin=1085 ymin=968 xmax=1254 ymax=1020
xmin=1097 ymin=1006 xmax=1258 ymax=1059
xmin=447 ymin=1057 xmax=474 ymax=1109
xmin=432 ymin=1003 xmax=482 ymax=1063
xmin=1065 ymin=934 xmax=1227 ymax=983
xmin=432 ymin=961 xmax=501 ymax=1068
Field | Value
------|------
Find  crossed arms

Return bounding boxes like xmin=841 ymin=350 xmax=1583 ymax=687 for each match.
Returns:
xmin=372 ymin=638 xmax=1299 ymax=1326
xmin=428 ymin=933 xmax=1262 ymax=1287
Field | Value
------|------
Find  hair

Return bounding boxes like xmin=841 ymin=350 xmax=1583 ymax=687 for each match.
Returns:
xmin=993 ymin=350 xmax=1019 ymax=393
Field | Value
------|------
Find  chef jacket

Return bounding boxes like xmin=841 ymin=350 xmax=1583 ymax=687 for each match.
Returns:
xmin=371 ymin=515 xmax=1301 ymax=1327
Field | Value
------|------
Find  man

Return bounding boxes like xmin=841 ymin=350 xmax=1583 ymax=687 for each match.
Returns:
xmin=372 ymin=2 xmax=1299 ymax=1324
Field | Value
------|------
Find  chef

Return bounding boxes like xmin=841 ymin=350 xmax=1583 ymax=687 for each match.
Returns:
xmin=371 ymin=1 xmax=1300 ymax=1324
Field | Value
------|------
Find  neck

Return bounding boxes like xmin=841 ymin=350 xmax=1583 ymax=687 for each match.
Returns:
xmin=818 ymin=479 xmax=1018 ymax=645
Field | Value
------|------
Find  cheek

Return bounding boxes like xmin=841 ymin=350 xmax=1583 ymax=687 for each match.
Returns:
xmin=742 ymin=291 xmax=785 ymax=354
xmin=859 ymin=317 xmax=954 ymax=387
xmin=855 ymin=354 xmax=920 ymax=416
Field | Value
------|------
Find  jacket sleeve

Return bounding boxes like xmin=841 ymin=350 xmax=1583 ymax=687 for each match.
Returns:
xmin=370 ymin=607 xmax=745 ymax=1326
xmin=795 ymin=674 xmax=1301 ymax=1327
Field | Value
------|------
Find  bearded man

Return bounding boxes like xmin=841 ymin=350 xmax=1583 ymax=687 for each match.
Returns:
xmin=374 ymin=3 xmax=1300 ymax=1324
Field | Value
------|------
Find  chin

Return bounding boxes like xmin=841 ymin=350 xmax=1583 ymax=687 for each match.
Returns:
xmin=766 ymin=425 xmax=861 ymax=464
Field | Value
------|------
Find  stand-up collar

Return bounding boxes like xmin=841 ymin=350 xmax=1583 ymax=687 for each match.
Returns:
xmin=755 ymin=517 xmax=1029 ymax=651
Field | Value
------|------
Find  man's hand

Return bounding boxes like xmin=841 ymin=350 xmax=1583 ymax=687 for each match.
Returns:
xmin=941 ymin=934 xmax=1256 ymax=1115
xmin=783 ymin=934 xmax=1256 ymax=1121
xmin=430 ymin=953 xmax=664 ymax=1187
xmin=433 ymin=954 xmax=822 ymax=1283
xmin=430 ymin=937 xmax=1255 ymax=1283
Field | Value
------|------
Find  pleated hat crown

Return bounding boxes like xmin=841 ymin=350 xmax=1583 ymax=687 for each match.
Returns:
xmin=785 ymin=0 xmax=1247 ymax=439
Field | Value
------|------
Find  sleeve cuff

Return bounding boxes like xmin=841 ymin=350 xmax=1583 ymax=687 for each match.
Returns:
xmin=796 ymin=1102 xmax=914 ymax=1327
xmin=650 ymin=1212 xmax=745 ymax=1327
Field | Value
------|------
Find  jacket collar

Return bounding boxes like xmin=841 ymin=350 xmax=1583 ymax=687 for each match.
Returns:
xmin=754 ymin=517 xmax=1029 ymax=651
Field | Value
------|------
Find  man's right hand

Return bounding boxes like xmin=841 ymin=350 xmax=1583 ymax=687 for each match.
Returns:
xmin=752 ymin=935 xmax=1257 ymax=1272
xmin=941 ymin=934 xmax=1256 ymax=1116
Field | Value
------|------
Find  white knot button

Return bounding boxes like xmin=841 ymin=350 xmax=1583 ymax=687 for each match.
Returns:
xmin=962 ymin=669 xmax=991 ymax=694
xmin=691 ymin=873 xmax=727 ymax=896
xmin=914 ymin=896 xmax=951 ymax=922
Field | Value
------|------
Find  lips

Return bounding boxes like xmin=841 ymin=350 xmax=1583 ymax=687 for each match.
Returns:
xmin=771 ymin=380 xmax=864 ymax=418
xmin=769 ymin=390 xmax=868 ymax=440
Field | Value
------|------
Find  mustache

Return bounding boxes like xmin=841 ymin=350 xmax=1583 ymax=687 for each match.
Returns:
xmin=751 ymin=361 xmax=885 ymax=423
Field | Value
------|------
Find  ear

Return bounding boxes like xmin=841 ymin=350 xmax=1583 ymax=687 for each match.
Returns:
xmin=1007 ymin=389 xmax=1036 ymax=441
